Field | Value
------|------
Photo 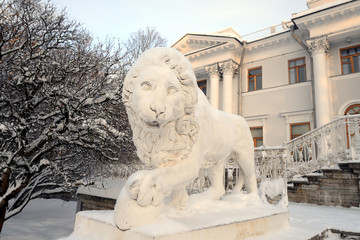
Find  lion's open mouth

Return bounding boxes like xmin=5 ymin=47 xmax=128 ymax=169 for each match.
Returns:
xmin=145 ymin=121 xmax=160 ymax=128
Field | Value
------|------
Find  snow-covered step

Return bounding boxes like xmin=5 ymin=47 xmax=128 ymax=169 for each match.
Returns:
xmin=288 ymin=162 xmax=360 ymax=207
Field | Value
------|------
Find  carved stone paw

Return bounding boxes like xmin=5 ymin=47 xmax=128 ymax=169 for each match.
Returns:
xmin=198 ymin=187 xmax=225 ymax=200
xmin=170 ymin=188 xmax=189 ymax=209
xmin=126 ymin=170 xmax=165 ymax=207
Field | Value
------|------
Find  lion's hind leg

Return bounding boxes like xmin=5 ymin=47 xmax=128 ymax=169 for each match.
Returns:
xmin=204 ymin=161 xmax=226 ymax=200
xmin=232 ymin=167 xmax=244 ymax=193
xmin=235 ymin=149 xmax=257 ymax=194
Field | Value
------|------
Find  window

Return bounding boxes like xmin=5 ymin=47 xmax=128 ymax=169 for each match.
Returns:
xmin=288 ymin=57 xmax=306 ymax=84
xmin=197 ymin=80 xmax=207 ymax=95
xmin=248 ymin=67 xmax=262 ymax=91
xmin=250 ymin=127 xmax=263 ymax=147
xmin=290 ymin=122 xmax=310 ymax=162
xmin=290 ymin=122 xmax=310 ymax=140
xmin=340 ymin=45 xmax=360 ymax=75
xmin=345 ymin=104 xmax=360 ymax=115
xmin=344 ymin=104 xmax=360 ymax=148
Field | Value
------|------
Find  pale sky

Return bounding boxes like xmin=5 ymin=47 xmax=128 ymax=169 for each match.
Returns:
xmin=51 ymin=0 xmax=309 ymax=46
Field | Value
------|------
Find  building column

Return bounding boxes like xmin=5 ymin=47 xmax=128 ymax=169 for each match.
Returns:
xmin=221 ymin=61 xmax=237 ymax=113
xmin=307 ymin=37 xmax=331 ymax=127
xmin=206 ymin=64 xmax=220 ymax=109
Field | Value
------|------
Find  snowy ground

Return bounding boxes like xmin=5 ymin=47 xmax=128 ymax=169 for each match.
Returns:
xmin=0 ymin=198 xmax=359 ymax=240
xmin=0 ymin=199 xmax=76 ymax=240
xmin=249 ymin=203 xmax=360 ymax=240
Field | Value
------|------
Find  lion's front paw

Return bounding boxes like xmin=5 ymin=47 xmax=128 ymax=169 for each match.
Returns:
xmin=126 ymin=170 xmax=165 ymax=207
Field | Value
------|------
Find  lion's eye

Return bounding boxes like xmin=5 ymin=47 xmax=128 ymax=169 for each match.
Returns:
xmin=168 ymin=86 xmax=178 ymax=95
xmin=141 ymin=81 xmax=151 ymax=90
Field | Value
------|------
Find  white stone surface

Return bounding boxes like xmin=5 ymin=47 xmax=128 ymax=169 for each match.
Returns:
xmin=69 ymin=193 xmax=289 ymax=240
xmin=116 ymin=47 xmax=258 ymax=229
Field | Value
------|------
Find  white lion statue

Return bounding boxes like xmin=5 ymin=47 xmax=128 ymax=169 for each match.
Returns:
xmin=114 ymin=47 xmax=257 ymax=230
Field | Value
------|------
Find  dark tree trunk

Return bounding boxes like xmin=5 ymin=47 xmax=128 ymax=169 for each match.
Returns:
xmin=0 ymin=202 xmax=7 ymax=233
xmin=0 ymin=168 xmax=11 ymax=233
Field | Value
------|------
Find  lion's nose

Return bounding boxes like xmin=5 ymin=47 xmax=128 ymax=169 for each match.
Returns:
xmin=150 ymin=105 xmax=166 ymax=118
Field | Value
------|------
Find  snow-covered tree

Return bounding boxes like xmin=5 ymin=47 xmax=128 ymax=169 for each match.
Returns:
xmin=0 ymin=0 xmax=166 ymax=232
xmin=125 ymin=26 xmax=167 ymax=64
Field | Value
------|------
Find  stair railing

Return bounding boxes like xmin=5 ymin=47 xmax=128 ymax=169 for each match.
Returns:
xmin=285 ymin=114 xmax=360 ymax=180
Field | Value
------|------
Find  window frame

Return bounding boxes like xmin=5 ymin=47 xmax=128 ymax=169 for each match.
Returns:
xmin=344 ymin=104 xmax=360 ymax=149
xmin=250 ymin=127 xmax=263 ymax=147
xmin=290 ymin=122 xmax=310 ymax=140
xmin=197 ymin=79 xmax=207 ymax=95
xmin=290 ymin=122 xmax=311 ymax=162
xmin=247 ymin=66 xmax=262 ymax=92
xmin=340 ymin=44 xmax=360 ymax=75
xmin=288 ymin=57 xmax=307 ymax=84
xmin=345 ymin=104 xmax=360 ymax=115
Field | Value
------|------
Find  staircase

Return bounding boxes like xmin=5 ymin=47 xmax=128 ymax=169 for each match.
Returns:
xmin=281 ymin=114 xmax=360 ymax=207
xmin=287 ymin=161 xmax=360 ymax=207
xmin=239 ymin=114 xmax=360 ymax=207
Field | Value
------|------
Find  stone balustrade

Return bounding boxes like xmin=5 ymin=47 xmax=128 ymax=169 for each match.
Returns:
xmin=286 ymin=114 xmax=360 ymax=180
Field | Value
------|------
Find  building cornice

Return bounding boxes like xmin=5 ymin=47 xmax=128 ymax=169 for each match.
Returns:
xmin=292 ymin=0 xmax=355 ymax=21
xmin=244 ymin=115 xmax=269 ymax=127
xmin=172 ymin=33 xmax=243 ymax=48
xmin=329 ymin=71 xmax=360 ymax=81
xmin=280 ymin=110 xmax=314 ymax=126
xmin=292 ymin=0 xmax=360 ymax=32
xmin=245 ymin=114 xmax=269 ymax=121
xmin=280 ymin=109 xmax=314 ymax=118
xmin=184 ymin=42 xmax=228 ymax=57
xmin=246 ymin=31 xmax=292 ymax=53
xmin=186 ymin=41 xmax=242 ymax=62
xmin=242 ymin=81 xmax=312 ymax=96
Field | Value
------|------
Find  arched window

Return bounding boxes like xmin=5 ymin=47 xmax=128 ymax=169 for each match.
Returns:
xmin=345 ymin=104 xmax=360 ymax=115
xmin=344 ymin=104 xmax=360 ymax=148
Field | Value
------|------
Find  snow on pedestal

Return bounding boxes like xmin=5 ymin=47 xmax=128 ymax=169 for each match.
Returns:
xmin=61 ymin=193 xmax=289 ymax=240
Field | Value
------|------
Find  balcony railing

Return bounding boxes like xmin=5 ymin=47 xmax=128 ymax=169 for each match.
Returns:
xmin=186 ymin=146 xmax=288 ymax=206
xmin=254 ymin=146 xmax=288 ymax=206
xmin=241 ymin=22 xmax=290 ymax=42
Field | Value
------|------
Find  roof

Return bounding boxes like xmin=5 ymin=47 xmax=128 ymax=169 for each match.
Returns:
xmin=171 ymin=32 xmax=243 ymax=48
xmin=292 ymin=0 xmax=354 ymax=20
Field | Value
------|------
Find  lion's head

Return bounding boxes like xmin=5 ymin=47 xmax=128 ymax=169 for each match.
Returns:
xmin=122 ymin=48 xmax=199 ymax=168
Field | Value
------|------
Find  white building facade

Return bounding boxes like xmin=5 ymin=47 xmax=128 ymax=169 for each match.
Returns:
xmin=172 ymin=0 xmax=360 ymax=147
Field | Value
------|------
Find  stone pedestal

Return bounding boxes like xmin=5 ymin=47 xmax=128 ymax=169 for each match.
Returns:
xmin=65 ymin=195 xmax=289 ymax=240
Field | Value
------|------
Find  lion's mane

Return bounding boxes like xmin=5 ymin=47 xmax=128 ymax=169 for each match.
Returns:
xmin=122 ymin=48 xmax=199 ymax=168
